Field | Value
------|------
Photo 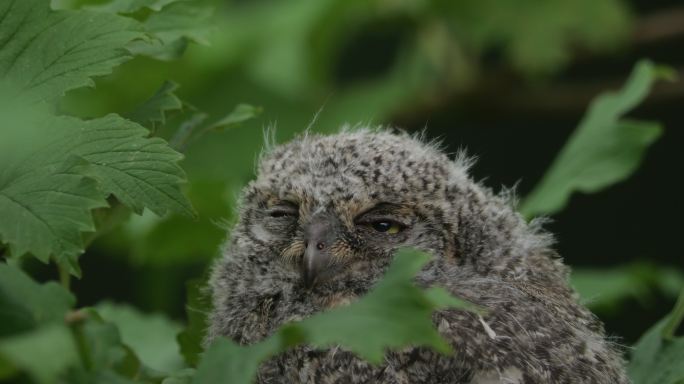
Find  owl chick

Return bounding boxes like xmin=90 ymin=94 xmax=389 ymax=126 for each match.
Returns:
xmin=208 ymin=129 xmax=629 ymax=383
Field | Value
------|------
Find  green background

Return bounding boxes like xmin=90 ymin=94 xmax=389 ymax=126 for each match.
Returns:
xmin=30 ymin=0 xmax=684 ymax=346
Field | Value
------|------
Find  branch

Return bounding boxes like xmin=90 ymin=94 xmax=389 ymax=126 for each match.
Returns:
xmin=633 ymin=7 xmax=684 ymax=45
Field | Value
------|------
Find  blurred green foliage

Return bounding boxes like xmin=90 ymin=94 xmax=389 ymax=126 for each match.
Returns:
xmin=59 ymin=0 xmax=640 ymax=282
xmin=1 ymin=0 xmax=683 ymax=382
xmin=628 ymin=290 xmax=684 ymax=384
xmin=96 ymin=302 xmax=184 ymax=372
xmin=520 ymin=60 xmax=672 ymax=217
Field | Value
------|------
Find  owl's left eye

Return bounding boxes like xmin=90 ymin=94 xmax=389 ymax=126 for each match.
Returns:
xmin=369 ymin=220 xmax=404 ymax=234
xmin=267 ymin=203 xmax=298 ymax=218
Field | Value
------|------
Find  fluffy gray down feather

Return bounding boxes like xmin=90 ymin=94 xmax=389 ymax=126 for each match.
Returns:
xmin=207 ymin=129 xmax=629 ymax=383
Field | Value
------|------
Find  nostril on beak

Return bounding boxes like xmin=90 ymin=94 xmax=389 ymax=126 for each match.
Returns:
xmin=302 ymin=241 xmax=331 ymax=289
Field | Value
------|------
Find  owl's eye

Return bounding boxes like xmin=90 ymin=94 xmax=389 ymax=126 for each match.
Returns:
xmin=369 ymin=220 xmax=403 ymax=234
xmin=270 ymin=210 xmax=296 ymax=218
xmin=268 ymin=203 xmax=298 ymax=218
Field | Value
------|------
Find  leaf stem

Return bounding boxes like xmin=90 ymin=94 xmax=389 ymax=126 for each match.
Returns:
xmin=59 ymin=263 xmax=71 ymax=291
xmin=67 ymin=310 xmax=93 ymax=370
xmin=662 ymin=288 xmax=684 ymax=340
xmin=170 ymin=112 xmax=209 ymax=152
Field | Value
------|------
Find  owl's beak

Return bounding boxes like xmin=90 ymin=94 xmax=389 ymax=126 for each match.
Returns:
xmin=302 ymin=216 xmax=336 ymax=288
xmin=302 ymin=244 xmax=329 ymax=288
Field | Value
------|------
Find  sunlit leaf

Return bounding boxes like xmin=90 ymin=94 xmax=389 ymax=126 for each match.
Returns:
xmin=521 ymin=60 xmax=674 ymax=217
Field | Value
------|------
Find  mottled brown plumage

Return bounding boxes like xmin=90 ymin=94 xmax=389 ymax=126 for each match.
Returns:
xmin=208 ymin=129 xmax=629 ymax=383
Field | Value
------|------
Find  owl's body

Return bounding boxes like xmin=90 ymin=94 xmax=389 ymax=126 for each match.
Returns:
xmin=208 ymin=130 xmax=629 ymax=383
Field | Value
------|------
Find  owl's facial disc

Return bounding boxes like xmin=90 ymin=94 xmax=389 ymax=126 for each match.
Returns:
xmin=294 ymin=203 xmax=412 ymax=289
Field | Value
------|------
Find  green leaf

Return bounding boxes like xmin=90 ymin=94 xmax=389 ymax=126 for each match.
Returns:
xmin=169 ymin=104 xmax=260 ymax=151
xmin=428 ymin=1 xmax=630 ymax=76
xmin=0 ymin=265 xmax=76 ymax=383
xmin=127 ymin=1 xmax=213 ymax=61
xmin=0 ymin=104 xmax=194 ymax=271
xmin=0 ymin=0 xmax=143 ymax=103
xmin=0 ymin=263 xmax=75 ymax=334
xmin=662 ymin=289 xmax=684 ymax=341
xmin=78 ymin=115 xmax=191 ymax=216
xmin=126 ymin=81 xmax=183 ymax=130
xmin=0 ymin=357 xmax=14 ymax=382
xmin=168 ymin=113 xmax=209 ymax=151
xmin=142 ymin=2 xmax=212 ymax=45
xmin=0 ymin=324 xmax=79 ymax=384
xmin=0 ymin=155 xmax=107 ymax=270
xmin=161 ymin=368 xmax=195 ymax=384
xmin=64 ymin=312 xmax=161 ymax=383
xmin=96 ymin=302 xmax=184 ymax=373
xmin=65 ymin=370 xmax=140 ymax=384
xmin=295 ymin=249 xmax=477 ymax=363
xmin=572 ymin=262 xmax=684 ymax=311
xmin=80 ymin=315 xmax=131 ymax=372
xmin=0 ymin=94 xmax=107 ymax=271
xmin=56 ymin=114 xmax=194 ymax=219
xmin=194 ymin=249 xmax=479 ymax=384
xmin=177 ymin=279 xmax=211 ymax=367
xmin=206 ymin=104 xmax=263 ymax=132
xmin=87 ymin=0 xmax=182 ymax=13
xmin=520 ymin=60 xmax=673 ymax=217
xmin=628 ymin=289 xmax=684 ymax=384
xmin=193 ymin=336 xmax=282 ymax=384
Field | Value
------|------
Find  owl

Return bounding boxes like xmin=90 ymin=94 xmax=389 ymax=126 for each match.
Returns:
xmin=207 ymin=129 xmax=629 ymax=383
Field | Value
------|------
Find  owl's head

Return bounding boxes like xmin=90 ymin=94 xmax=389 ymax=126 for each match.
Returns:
xmin=223 ymin=129 xmax=550 ymax=296
xmin=210 ymin=129 xmax=557 ymax=342
xmin=237 ymin=129 xmax=463 ymax=290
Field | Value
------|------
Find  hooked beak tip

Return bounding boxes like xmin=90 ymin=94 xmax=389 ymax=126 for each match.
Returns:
xmin=302 ymin=244 xmax=328 ymax=288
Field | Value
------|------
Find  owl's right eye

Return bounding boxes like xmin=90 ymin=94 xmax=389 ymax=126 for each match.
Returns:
xmin=267 ymin=203 xmax=298 ymax=218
